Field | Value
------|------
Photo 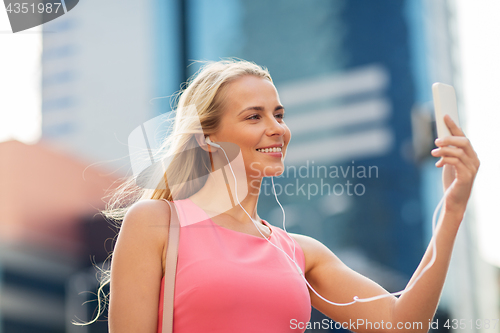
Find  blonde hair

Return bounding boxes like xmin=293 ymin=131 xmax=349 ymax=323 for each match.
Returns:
xmin=76 ymin=57 xmax=272 ymax=325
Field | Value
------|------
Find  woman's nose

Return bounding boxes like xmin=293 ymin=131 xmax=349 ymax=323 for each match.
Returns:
xmin=266 ymin=115 xmax=286 ymax=136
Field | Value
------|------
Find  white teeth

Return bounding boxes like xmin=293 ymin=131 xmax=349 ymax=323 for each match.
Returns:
xmin=257 ymin=147 xmax=282 ymax=153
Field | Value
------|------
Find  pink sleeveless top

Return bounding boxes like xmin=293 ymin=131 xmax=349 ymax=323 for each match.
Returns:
xmin=157 ymin=198 xmax=311 ymax=332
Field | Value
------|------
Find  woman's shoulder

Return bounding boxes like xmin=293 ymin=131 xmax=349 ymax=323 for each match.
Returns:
xmin=124 ymin=199 xmax=173 ymax=226
xmin=120 ymin=199 xmax=172 ymax=275
xmin=119 ymin=200 xmax=172 ymax=249
xmin=120 ymin=199 xmax=174 ymax=242
xmin=287 ymin=232 xmax=331 ymax=276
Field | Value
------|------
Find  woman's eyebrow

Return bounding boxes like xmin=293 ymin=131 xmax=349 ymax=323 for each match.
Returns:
xmin=237 ymin=105 xmax=285 ymax=116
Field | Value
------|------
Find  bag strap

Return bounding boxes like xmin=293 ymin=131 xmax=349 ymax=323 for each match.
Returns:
xmin=161 ymin=199 xmax=180 ymax=333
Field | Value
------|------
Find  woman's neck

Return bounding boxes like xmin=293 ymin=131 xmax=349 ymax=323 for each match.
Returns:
xmin=188 ymin=168 xmax=263 ymax=225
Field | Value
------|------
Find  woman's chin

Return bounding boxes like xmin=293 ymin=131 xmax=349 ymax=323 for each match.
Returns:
xmin=246 ymin=157 xmax=285 ymax=177
xmin=262 ymin=164 xmax=285 ymax=177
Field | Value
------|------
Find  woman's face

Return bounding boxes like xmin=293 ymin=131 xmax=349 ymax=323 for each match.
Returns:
xmin=211 ymin=75 xmax=291 ymax=178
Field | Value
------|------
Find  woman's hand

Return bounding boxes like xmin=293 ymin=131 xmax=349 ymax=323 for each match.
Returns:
xmin=431 ymin=114 xmax=480 ymax=218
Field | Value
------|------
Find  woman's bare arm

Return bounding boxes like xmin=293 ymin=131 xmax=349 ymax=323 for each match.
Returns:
xmin=108 ymin=199 xmax=171 ymax=333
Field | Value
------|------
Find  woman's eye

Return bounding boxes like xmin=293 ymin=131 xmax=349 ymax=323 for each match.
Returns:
xmin=246 ymin=113 xmax=285 ymax=120
xmin=247 ymin=114 xmax=260 ymax=120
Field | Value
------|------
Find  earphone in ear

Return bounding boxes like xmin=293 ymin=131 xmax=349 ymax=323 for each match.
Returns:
xmin=205 ymin=136 xmax=221 ymax=149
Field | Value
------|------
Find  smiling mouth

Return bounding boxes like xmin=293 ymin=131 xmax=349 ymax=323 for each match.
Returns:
xmin=256 ymin=147 xmax=282 ymax=153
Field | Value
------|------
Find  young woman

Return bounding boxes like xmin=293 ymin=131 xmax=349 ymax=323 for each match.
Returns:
xmin=105 ymin=59 xmax=479 ymax=332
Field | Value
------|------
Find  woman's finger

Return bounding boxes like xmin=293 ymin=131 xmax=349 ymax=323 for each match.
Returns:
xmin=435 ymin=156 xmax=472 ymax=179
xmin=435 ymin=136 xmax=478 ymax=162
xmin=431 ymin=146 xmax=478 ymax=173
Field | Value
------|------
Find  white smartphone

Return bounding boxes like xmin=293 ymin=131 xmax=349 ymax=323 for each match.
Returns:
xmin=432 ymin=82 xmax=461 ymax=139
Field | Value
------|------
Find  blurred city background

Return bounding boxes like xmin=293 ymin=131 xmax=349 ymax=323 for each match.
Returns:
xmin=0 ymin=0 xmax=499 ymax=332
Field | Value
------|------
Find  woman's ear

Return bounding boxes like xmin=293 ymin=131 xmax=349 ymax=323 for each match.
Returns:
xmin=195 ymin=133 xmax=211 ymax=152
